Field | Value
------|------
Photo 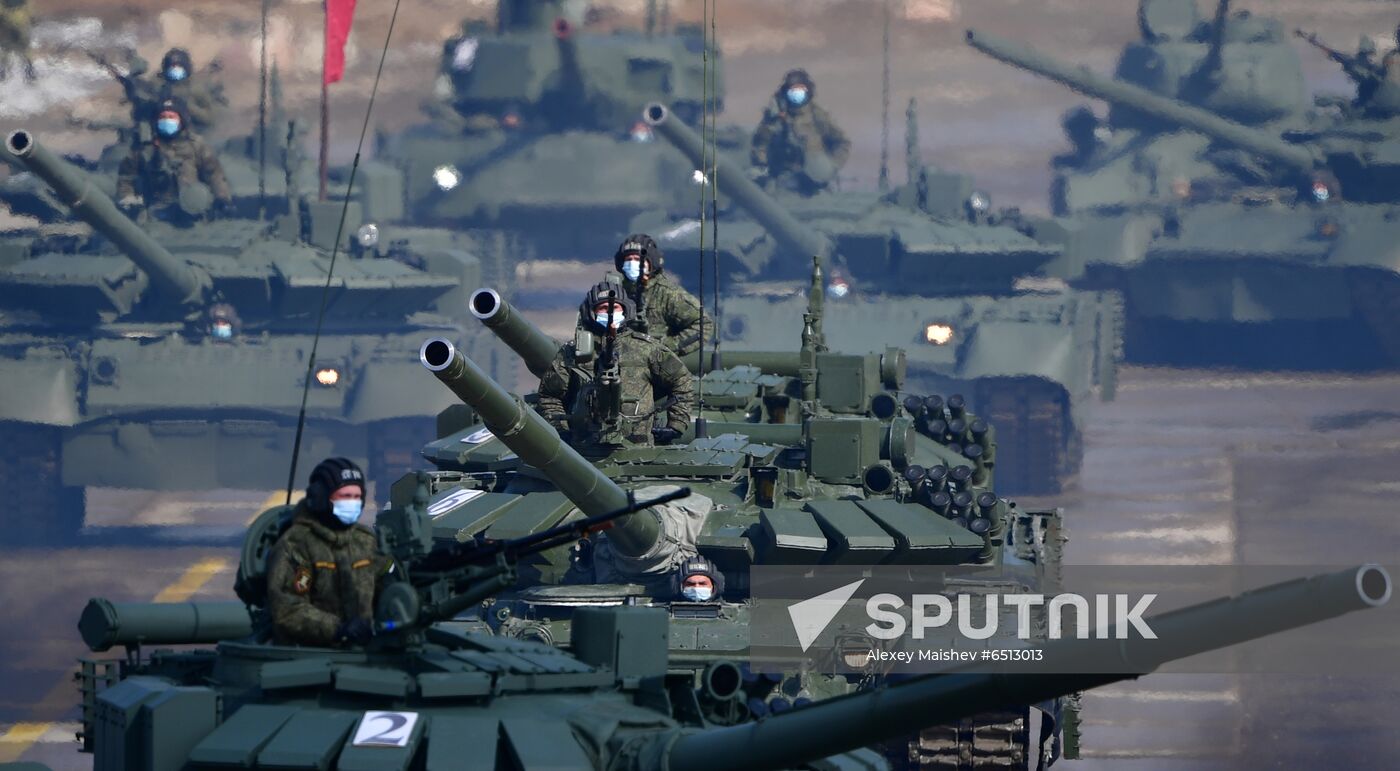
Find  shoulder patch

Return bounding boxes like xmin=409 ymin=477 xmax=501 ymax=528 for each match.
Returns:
xmin=292 ymin=566 xmax=313 ymax=595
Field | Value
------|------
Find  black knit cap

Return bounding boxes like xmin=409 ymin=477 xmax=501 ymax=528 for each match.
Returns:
xmin=305 ymin=457 xmax=365 ymax=516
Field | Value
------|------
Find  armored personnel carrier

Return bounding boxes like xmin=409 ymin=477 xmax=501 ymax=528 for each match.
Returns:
xmin=53 ymin=477 xmax=1390 ymax=770
xmin=362 ymin=0 xmax=724 ymax=262
xmin=968 ymin=0 xmax=1400 ymax=369
xmin=635 ymin=104 xmax=1120 ymax=495
xmin=0 ymin=129 xmax=497 ymax=546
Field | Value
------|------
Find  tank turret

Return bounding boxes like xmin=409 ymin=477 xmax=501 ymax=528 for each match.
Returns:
xmin=643 ymin=103 xmax=835 ymax=264
xmin=420 ymin=337 xmax=659 ymax=558
xmin=6 ymin=129 xmax=209 ymax=306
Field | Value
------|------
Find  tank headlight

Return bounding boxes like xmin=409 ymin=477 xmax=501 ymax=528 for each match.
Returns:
xmin=967 ymin=190 xmax=991 ymax=213
xmin=433 ymin=164 xmax=462 ymax=191
xmin=356 ymin=222 xmax=380 ymax=248
xmin=828 ymin=279 xmax=850 ymax=298
xmin=315 ymin=368 xmax=341 ymax=387
xmin=924 ymin=323 xmax=955 ymax=345
xmin=1311 ymin=180 xmax=1331 ymax=203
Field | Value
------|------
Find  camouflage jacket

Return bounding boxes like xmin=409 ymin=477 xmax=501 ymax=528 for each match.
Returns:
xmin=116 ymin=134 xmax=232 ymax=205
xmin=750 ymin=98 xmax=851 ymax=179
xmin=626 ymin=272 xmax=714 ymax=357
xmin=266 ymin=502 xmax=389 ymax=647
xmin=537 ymin=328 xmax=693 ymax=445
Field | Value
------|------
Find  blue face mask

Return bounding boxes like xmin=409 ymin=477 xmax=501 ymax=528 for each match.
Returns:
xmin=331 ymin=498 xmax=363 ymax=526
xmin=156 ymin=118 xmax=181 ymax=137
xmin=595 ymin=310 xmax=625 ymax=329
xmin=165 ymin=66 xmax=187 ymax=81
xmin=211 ymin=322 xmax=233 ymax=339
xmin=621 ymin=258 xmax=642 ymax=282
xmin=785 ymin=87 xmax=809 ymax=107
xmin=630 ymin=129 xmax=653 ymax=143
xmin=681 ymin=586 xmax=713 ymax=602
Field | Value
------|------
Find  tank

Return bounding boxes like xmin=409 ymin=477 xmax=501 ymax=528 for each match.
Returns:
xmin=967 ymin=1 xmax=1400 ymax=370
xmin=635 ymin=104 xmax=1121 ymax=495
xmin=408 ymin=266 xmax=1086 ymax=767
xmin=55 ymin=482 xmax=1390 ymax=771
xmin=0 ymin=129 xmax=500 ymax=546
xmin=364 ymin=0 xmax=727 ymax=262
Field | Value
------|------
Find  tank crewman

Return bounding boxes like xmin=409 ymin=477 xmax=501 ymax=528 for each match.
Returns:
xmin=156 ymin=47 xmax=228 ymax=134
xmin=116 ymin=97 xmax=233 ymax=213
xmin=267 ymin=457 xmax=390 ymax=648
xmin=612 ymin=233 xmax=714 ymax=357
xmin=0 ymin=0 xmax=35 ymax=84
xmin=749 ymin=68 xmax=851 ymax=194
xmin=672 ymin=554 xmax=724 ymax=602
xmin=536 ymin=280 xmax=693 ymax=447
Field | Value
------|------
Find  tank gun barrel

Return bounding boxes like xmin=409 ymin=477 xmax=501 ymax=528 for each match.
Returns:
xmin=4 ymin=130 xmax=208 ymax=305
xmin=643 ymin=103 xmax=835 ymax=263
xmin=470 ymin=289 xmax=562 ymax=379
xmin=419 ymin=338 xmax=658 ymax=557
xmin=665 ymin=564 xmax=1390 ymax=771
xmin=964 ymin=30 xmax=1320 ymax=175
xmin=78 ymin=599 xmax=252 ymax=652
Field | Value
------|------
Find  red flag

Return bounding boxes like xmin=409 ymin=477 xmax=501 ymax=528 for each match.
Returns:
xmin=323 ymin=0 xmax=358 ymax=85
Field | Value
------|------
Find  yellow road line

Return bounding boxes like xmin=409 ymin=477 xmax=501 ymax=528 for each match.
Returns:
xmin=248 ymin=488 xmax=303 ymax=525
xmin=153 ymin=558 xmax=230 ymax=603
xmin=0 ymin=723 xmax=52 ymax=762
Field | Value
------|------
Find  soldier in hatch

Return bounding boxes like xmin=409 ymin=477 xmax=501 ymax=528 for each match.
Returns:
xmin=612 ymin=233 xmax=713 ymax=357
xmin=536 ymin=281 xmax=693 ymax=449
xmin=155 ymin=47 xmax=228 ymax=134
xmin=267 ymin=457 xmax=390 ymax=648
xmin=116 ymin=97 xmax=233 ymax=216
xmin=750 ymin=68 xmax=851 ymax=195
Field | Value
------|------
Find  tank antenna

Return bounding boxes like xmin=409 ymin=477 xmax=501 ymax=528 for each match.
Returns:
xmin=708 ymin=0 xmax=721 ymax=384
xmin=257 ymin=0 xmax=270 ymax=218
xmin=878 ymin=0 xmax=891 ymax=192
xmin=285 ymin=0 xmax=405 ymax=505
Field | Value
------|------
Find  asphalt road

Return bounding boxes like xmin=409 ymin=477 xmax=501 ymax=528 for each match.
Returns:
xmin=1 ymin=366 xmax=1397 ymax=769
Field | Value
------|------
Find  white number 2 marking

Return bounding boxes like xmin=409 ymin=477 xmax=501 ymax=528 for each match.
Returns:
xmin=352 ymin=711 xmax=419 ymax=748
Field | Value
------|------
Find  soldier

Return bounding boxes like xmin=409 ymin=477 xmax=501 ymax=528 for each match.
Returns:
xmin=0 ymin=0 xmax=35 ymax=84
xmin=537 ymin=280 xmax=693 ymax=448
xmin=156 ymin=47 xmax=227 ymax=134
xmin=672 ymin=554 xmax=724 ymax=602
xmin=613 ymin=233 xmax=713 ymax=357
xmin=116 ymin=97 xmax=233 ymax=216
xmin=750 ymin=68 xmax=851 ymax=195
xmin=266 ymin=457 xmax=389 ymax=648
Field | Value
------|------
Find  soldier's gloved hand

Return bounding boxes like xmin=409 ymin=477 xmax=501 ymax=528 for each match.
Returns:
xmin=652 ymin=426 xmax=682 ymax=445
xmin=335 ymin=617 xmax=375 ymax=646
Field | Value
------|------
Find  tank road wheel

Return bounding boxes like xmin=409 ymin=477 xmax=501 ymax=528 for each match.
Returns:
xmin=3 ymin=423 xmax=85 ymax=547
xmin=888 ymin=710 xmax=1033 ymax=770
xmin=366 ymin=417 xmax=437 ymax=503
xmin=975 ymin=379 xmax=1078 ymax=496
xmin=1349 ymin=270 xmax=1400 ymax=368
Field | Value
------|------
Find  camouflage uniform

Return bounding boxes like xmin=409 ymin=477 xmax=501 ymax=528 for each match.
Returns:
xmin=116 ymin=134 xmax=232 ymax=207
xmin=266 ymin=501 xmax=389 ymax=647
xmin=750 ymin=92 xmax=850 ymax=191
xmin=0 ymin=0 xmax=34 ymax=83
xmin=629 ymin=272 xmax=714 ymax=357
xmin=537 ymin=328 xmax=693 ymax=446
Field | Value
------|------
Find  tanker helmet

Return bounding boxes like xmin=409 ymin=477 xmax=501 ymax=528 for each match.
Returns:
xmin=306 ymin=457 xmax=366 ymax=518
xmin=614 ymin=233 xmax=664 ymax=276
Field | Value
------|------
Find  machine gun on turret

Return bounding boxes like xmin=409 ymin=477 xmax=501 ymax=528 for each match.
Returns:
xmin=1295 ymin=28 xmax=1387 ymax=106
xmin=374 ymin=480 xmax=690 ymax=637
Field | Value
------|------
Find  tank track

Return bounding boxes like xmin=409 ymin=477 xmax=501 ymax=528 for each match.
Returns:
xmin=4 ymin=422 xmax=84 ymax=546
xmin=892 ymin=710 xmax=1034 ymax=770
xmin=976 ymin=379 xmax=1078 ymax=496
